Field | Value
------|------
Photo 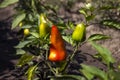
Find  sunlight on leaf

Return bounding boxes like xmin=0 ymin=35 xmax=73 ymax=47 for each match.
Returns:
xmin=80 ymin=64 xmax=108 ymax=80
xmin=79 ymin=9 xmax=87 ymax=17
xmin=81 ymin=69 xmax=94 ymax=80
xmin=21 ymin=25 xmax=32 ymax=29
xmin=16 ymin=49 xmax=26 ymax=55
xmin=17 ymin=53 xmax=34 ymax=67
xmin=30 ymin=32 xmax=40 ymax=38
xmin=0 ymin=0 xmax=18 ymax=8
xmin=90 ymin=41 xmax=115 ymax=66
xmin=88 ymin=34 xmax=110 ymax=41
xmin=12 ymin=13 xmax=26 ymax=29
xmin=15 ymin=40 xmax=32 ymax=48
xmin=26 ymin=65 xmax=37 ymax=80
xmin=63 ymin=36 xmax=74 ymax=45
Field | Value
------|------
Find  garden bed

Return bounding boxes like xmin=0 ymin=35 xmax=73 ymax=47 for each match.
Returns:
xmin=0 ymin=1 xmax=120 ymax=80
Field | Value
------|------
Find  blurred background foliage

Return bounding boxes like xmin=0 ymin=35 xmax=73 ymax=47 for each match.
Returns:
xmin=39 ymin=0 xmax=120 ymax=29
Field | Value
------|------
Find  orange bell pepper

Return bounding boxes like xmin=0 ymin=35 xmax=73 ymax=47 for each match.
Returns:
xmin=48 ymin=25 xmax=66 ymax=62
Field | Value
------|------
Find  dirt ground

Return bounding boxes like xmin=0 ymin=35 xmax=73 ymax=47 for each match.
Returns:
xmin=0 ymin=5 xmax=26 ymax=80
xmin=0 ymin=2 xmax=120 ymax=80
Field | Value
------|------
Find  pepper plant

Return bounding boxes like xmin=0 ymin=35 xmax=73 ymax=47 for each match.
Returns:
xmin=0 ymin=0 xmax=120 ymax=80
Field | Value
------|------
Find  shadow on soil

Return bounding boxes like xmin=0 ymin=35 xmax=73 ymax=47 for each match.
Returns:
xmin=0 ymin=19 xmax=19 ymax=76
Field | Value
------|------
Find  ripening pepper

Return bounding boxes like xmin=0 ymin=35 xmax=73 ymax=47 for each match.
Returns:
xmin=48 ymin=25 xmax=66 ymax=62
xmin=39 ymin=14 xmax=50 ymax=38
xmin=19 ymin=22 xmax=23 ymax=27
xmin=72 ymin=23 xmax=86 ymax=42
xmin=24 ymin=28 xmax=30 ymax=36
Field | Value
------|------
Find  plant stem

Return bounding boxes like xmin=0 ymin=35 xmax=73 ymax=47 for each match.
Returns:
xmin=70 ymin=44 xmax=79 ymax=60
xmin=62 ymin=43 xmax=79 ymax=73
xmin=46 ymin=61 xmax=56 ymax=75
xmin=45 ymin=47 xmax=57 ymax=76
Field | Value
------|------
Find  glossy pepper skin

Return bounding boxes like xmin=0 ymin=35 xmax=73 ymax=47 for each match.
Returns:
xmin=24 ymin=28 xmax=29 ymax=36
xmin=48 ymin=25 xmax=66 ymax=62
xmin=72 ymin=23 xmax=86 ymax=42
xmin=39 ymin=14 xmax=50 ymax=38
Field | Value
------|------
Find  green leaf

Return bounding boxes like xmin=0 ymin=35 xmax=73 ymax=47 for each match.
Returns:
xmin=27 ymin=36 xmax=36 ymax=40
xmin=30 ymin=32 xmax=39 ymax=38
xmin=101 ymin=20 xmax=120 ymax=29
xmin=16 ymin=49 xmax=26 ymax=55
xmin=80 ymin=64 xmax=108 ymax=80
xmin=90 ymin=41 xmax=115 ymax=66
xmin=63 ymin=36 xmax=73 ymax=45
xmin=0 ymin=0 xmax=18 ymax=8
xmin=26 ymin=65 xmax=37 ymax=80
xmin=100 ymin=6 xmax=114 ymax=10
xmin=81 ymin=69 xmax=94 ymax=80
xmin=21 ymin=25 xmax=32 ymax=29
xmin=79 ymin=9 xmax=87 ymax=17
xmin=17 ymin=54 xmax=34 ymax=67
xmin=50 ymin=75 xmax=86 ymax=80
xmin=54 ymin=61 xmax=67 ymax=72
xmin=86 ymin=15 xmax=95 ymax=22
xmin=67 ymin=21 xmax=75 ymax=30
xmin=88 ymin=34 xmax=110 ymax=41
xmin=108 ymin=70 xmax=120 ymax=80
xmin=85 ymin=3 xmax=94 ymax=11
xmin=12 ymin=13 xmax=26 ymax=29
xmin=15 ymin=40 xmax=32 ymax=48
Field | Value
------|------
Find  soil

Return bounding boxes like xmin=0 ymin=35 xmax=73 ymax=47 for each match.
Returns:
xmin=0 ymin=5 xmax=26 ymax=80
xmin=0 ymin=2 xmax=120 ymax=80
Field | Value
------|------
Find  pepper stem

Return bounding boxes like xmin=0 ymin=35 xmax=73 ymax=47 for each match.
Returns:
xmin=61 ymin=42 xmax=79 ymax=73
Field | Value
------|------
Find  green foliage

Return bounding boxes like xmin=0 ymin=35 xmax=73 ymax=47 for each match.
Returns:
xmin=12 ymin=13 xmax=26 ymax=29
xmin=25 ymin=65 xmax=38 ymax=80
xmin=63 ymin=36 xmax=74 ymax=45
xmin=15 ymin=41 xmax=33 ymax=48
xmin=79 ymin=9 xmax=87 ymax=17
xmin=90 ymin=41 xmax=115 ymax=66
xmin=0 ymin=0 xmax=18 ymax=8
xmin=108 ymin=70 xmax=120 ymax=80
xmin=3 ymin=0 xmax=119 ymax=80
xmin=80 ymin=64 xmax=108 ymax=80
xmin=21 ymin=25 xmax=32 ymax=29
xmin=93 ymin=0 xmax=120 ymax=29
xmin=17 ymin=53 xmax=34 ymax=67
xmin=30 ymin=32 xmax=40 ymax=38
xmin=79 ymin=7 xmax=95 ymax=23
xmin=16 ymin=49 xmax=26 ymax=55
xmin=50 ymin=75 xmax=86 ymax=80
xmin=101 ymin=19 xmax=120 ymax=29
xmin=88 ymin=34 xmax=110 ymax=41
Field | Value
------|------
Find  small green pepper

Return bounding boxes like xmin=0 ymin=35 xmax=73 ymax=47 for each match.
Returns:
xmin=72 ymin=23 xmax=86 ymax=42
xmin=39 ymin=14 xmax=50 ymax=38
